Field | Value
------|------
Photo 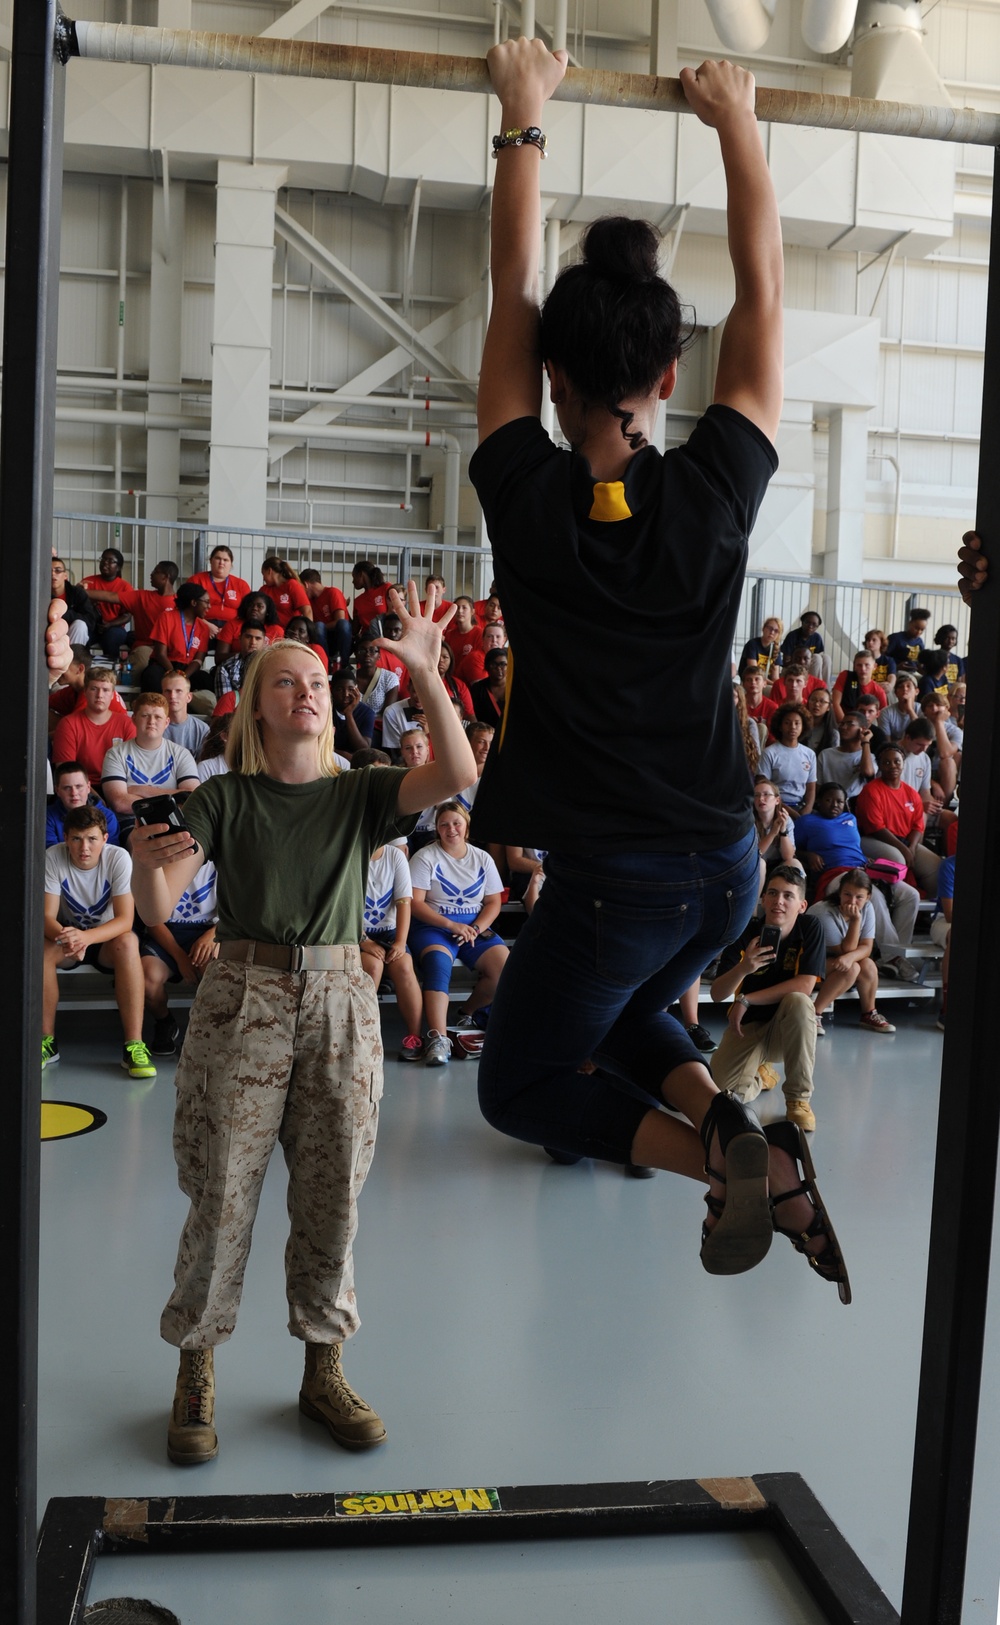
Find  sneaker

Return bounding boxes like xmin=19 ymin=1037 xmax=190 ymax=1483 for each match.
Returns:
xmin=150 ymin=1015 xmax=180 ymax=1056
xmin=859 ymin=1008 xmax=896 ymax=1034
xmin=122 ymin=1040 xmax=157 ymax=1079
xmin=398 ymin=1034 xmax=424 ymax=1062
xmin=424 ymin=1030 xmax=451 ymax=1067
xmin=814 ymin=1013 xmax=827 ymax=1038
xmin=41 ymin=1035 xmax=60 ymax=1069
xmin=887 ymin=955 xmax=921 ymax=984
xmin=686 ymin=1022 xmax=717 ymax=1054
xmin=936 ymin=1014 xmax=946 ymax=1032
xmin=786 ymin=1098 xmax=816 ymax=1133
xmin=756 ymin=1062 xmax=780 ymax=1093
xmin=299 ymin=1343 xmax=386 ymax=1450
xmin=167 ymin=1348 xmax=218 ymax=1465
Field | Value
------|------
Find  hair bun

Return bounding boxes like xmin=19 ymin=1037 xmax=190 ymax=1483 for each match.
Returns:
xmin=582 ymin=217 xmax=660 ymax=284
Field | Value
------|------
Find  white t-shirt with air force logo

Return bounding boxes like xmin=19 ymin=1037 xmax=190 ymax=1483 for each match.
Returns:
xmin=44 ymin=843 xmax=133 ymax=929
xmin=363 ymin=846 xmax=413 ymax=936
xmin=100 ymin=738 xmax=198 ymax=790
xmin=408 ymin=843 xmax=503 ymax=918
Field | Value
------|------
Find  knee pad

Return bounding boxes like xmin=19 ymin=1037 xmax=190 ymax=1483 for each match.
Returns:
xmin=419 ymin=948 xmax=455 ymax=994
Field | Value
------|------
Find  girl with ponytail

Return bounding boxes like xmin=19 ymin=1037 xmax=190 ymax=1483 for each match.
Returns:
xmin=471 ymin=41 xmax=848 ymax=1302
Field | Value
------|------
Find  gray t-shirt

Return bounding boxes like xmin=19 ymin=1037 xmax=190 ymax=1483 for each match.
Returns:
xmin=807 ymin=896 xmax=876 ymax=948
xmin=817 ymin=745 xmax=870 ymax=800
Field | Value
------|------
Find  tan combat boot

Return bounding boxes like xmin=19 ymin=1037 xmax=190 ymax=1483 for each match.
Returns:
xmin=167 ymin=1348 xmax=218 ymax=1465
xmin=299 ymin=1343 xmax=387 ymax=1450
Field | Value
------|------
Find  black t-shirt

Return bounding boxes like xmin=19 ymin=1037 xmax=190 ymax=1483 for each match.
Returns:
xmin=717 ymin=913 xmax=826 ymax=1021
xmin=468 ymin=406 xmax=778 ymax=852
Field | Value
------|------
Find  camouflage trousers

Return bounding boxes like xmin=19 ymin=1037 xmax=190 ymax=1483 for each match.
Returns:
xmin=160 ymin=953 xmax=383 ymax=1350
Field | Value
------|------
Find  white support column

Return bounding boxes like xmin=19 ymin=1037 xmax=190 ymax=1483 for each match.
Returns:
xmin=146 ymin=173 xmax=186 ymax=525
xmin=823 ymin=406 xmax=869 ymax=583
xmin=649 ymin=0 xmax=679 ymax=77
xmin=208 ymin=161 xmax=287 ymax=531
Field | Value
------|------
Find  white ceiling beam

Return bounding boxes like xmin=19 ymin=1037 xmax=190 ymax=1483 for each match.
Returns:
xmin=268 ymin=289 xmax=481 ymax=465
xmin=274 ymin=204 xmax=477 ymax=393
xmin=259 ymin=1 xmax=336 ymax=41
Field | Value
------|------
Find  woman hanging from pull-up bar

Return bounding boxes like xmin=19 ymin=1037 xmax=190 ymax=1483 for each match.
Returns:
xmin=471 ymin=40 xmax=850 ymax=1301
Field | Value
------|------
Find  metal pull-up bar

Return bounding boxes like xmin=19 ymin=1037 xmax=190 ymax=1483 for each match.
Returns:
xmin=61 ymin=18 xmax=1000 ymax=147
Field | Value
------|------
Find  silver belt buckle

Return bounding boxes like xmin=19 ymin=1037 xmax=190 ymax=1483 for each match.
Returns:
xmin=289 ymin=945 xmax=305 ymax=972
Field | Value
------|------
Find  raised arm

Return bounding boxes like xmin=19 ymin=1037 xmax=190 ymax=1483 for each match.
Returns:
xmin=478 ymin=39 xmax=568 ymax=444
xmin=378 ymin=585 xmax=477 ymax=816
xmin=680 ymin=60 xmax=783 ymax=442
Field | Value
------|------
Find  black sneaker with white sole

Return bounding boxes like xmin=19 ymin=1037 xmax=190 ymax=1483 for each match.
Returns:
xmin=686 ymin=1022 xmax=717 ymax=1053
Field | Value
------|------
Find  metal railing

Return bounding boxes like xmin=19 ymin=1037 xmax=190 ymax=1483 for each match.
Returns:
xmin=51 ymin=512 xmax=492 ymax=604
xmin=54 ymin=510 xmax=969 ymax=677
xmin=737 ymin=572 xmax=970 ymax=684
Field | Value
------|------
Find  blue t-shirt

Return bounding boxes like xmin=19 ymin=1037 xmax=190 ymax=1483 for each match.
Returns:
xmin=794 ymin=810 xmax=865 ymax=870
xmin=886 ymin=631 xmax=925 ymax=665
xmin=937 ymin=855 xmax=956 ymax=904
xmin=45 ymin=796 xmax=120 ymax=848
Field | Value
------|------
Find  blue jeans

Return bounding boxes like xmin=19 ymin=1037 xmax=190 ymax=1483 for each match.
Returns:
xmin=478 ymin=830 xmax=759 ymax=1165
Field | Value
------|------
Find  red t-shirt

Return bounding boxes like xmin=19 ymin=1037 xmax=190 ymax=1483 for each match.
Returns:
xmin=51 ymin=710 xmax=136 ymax=787
xmin=353 ymin=585 xmax=391 ymax=629
xmin=946 ymin=819 xmax=959 ymax=857
xmin=81 ymin=574 xmax=131 ymax=624
xmin=309 ymin=586 xmax=349 ymax=625
xmin=746 ymin=696 xmax=778 ymax=726
xmin=115 ymin=585 xmax=176 ymax=646
xmin=215 ymin=618 xmax=283 ymax=652
xmin=832 ymin=673 xmax=888 ymax=709
xmin=376 ymin=648 xmax=406 ymax=681
xmin=49 ymin=684 xmax=128 ymax=718
xmin=769 ymin=675 xmax=823 ymax=705
xmin=421 ymin=596 xmax=455 ymax=624
xmin=188 ymin=570 xmax=251 ymax=621
xmin=444 ymin=624 xmax=484 ymax=665
xmin=150 ymin=609 xmax=215 ymax=666
xmin=855 ymin=779 xmax=925 ymax=842
xmin=213 ymin=692 xmax=238 ymax=718
xmin=456 ymin=649 xmax=487 ymax=687
xmin=262 ymin=580 xmax=311 ymax=627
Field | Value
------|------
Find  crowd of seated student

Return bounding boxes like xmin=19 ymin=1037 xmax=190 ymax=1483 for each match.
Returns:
xmin=737 ymin=603 xmax=966 ymax=1033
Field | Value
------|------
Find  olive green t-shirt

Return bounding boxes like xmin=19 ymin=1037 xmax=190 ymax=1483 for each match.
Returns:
xmin=183 ymin=766 xmax=415 ymax=946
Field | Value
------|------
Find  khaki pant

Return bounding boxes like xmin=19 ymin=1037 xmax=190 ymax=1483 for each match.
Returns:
xmin=711 ymin=991 xmax=817 ymax=1105
xmin=161 ymin=952 xmax=382 ymax=1350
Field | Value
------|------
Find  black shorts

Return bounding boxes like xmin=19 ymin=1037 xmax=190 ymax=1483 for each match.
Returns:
xmin=80 ymin=942 xmax=115 ymax=975
xmin=140 ymin=922 xmax=210 ymax=981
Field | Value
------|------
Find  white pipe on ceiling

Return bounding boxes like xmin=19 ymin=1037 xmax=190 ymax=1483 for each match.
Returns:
xmin=702 ymin=0 xmax=776 ymax=54
xmin=800 ymin=0 xmax=858 ymax=56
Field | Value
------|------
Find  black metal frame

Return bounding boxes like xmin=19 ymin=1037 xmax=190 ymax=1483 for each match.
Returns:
xmin=37 ymin=1477 xmax=898 ymax=1625
xmin=1 ymin=3 xmax=65 ymax=1624
xmin=5 ymin=3 xmax=1000 ymax=1620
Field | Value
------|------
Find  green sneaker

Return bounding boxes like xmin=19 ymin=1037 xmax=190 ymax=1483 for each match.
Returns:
xmin=41 ymin=1035 xmax=60 ymax=1069
xmin=122 ymin=1040 xmax=157 ymax=1079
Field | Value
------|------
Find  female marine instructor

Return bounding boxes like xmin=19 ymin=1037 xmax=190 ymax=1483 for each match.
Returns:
xmin=132 ymin=585 xmax=476 ymax=1464
xmin=471 ymin=42 xmax=848 ymax=1299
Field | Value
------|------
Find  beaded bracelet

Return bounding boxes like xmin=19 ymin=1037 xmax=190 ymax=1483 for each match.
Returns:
xmin=492 ymin=126 xmax=547 ymax=158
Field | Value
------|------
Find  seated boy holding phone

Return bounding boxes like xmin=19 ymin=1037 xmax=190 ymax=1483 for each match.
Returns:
xmin=709 ymin=864 xmax=826 ymax=1132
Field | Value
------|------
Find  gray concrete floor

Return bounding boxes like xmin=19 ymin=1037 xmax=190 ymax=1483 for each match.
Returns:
xmin=35 ymin=999 xmax=1000 ymax=1622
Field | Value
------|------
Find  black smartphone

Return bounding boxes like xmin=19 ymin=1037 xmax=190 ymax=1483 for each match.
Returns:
xmin=758 ymin=923 xmax=781 ymax=954
xmin=133 ymin=794 xmax=192 ymax=836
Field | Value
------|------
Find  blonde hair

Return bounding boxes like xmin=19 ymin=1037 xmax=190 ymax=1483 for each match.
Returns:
xmin=762 ymin=616 xmax=784 ymax=641
xmin=226 ymin=639 xmax=340 ymax=777
xmin=434 ymin=799 xmax=471 ymax=830
xmin=85 ymin=666 xmax=117 ymax=689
